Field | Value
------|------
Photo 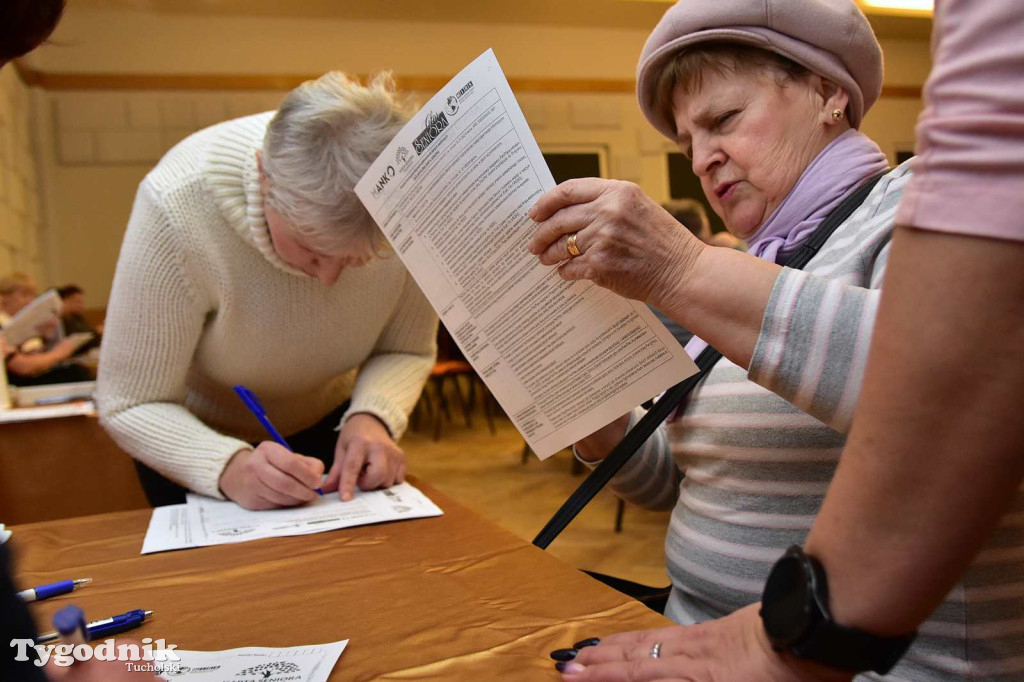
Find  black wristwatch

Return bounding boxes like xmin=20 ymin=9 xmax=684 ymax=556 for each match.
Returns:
xmin=760 ymin=546 xmax=916 ymax=675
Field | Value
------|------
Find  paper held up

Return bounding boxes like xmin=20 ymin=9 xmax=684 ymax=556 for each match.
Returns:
xmin=1 ymin=290 xmax=61 ymax=348
xmin=141 ymin=481 xmax=442 ymax=554
xmin=354 ymin=49 xmax=697 ymax=459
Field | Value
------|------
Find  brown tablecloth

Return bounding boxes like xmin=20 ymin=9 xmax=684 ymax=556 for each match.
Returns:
xmin=10 ymin=478 xmax=669 ymax=680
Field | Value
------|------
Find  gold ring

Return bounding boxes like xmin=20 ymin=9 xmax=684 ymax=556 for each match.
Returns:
xmin=566 ymin=233 xmax=582 ymax=258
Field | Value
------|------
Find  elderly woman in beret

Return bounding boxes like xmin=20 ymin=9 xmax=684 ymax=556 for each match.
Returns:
xmin=531 ymin=1 xmax=1018 ymax=680
xmin=98 ymin=73 xmax=437 ymax=510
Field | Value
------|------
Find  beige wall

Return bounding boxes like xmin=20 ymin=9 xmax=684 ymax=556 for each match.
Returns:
xmin=0 ymin=68 xmax=45 ymax=284
xmin=22 ymin=9 xmax=932 ymax=306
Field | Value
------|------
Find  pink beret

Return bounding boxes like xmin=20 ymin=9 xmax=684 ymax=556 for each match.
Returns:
xmin=636 ymin=0 xmax=883 ymax=139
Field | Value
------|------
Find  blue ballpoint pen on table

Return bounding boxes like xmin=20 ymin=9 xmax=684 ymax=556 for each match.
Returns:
xmin=233 ymin=384 xmax=324 ymax=496
xmin=36 ymin=608 xmax=153 ymax=644
xmin=17 ymin=577 xmax=91 ymax=603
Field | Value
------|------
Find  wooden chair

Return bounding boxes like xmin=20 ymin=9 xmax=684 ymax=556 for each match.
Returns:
xmin=414 ymin=325 xmax=496 ymax=440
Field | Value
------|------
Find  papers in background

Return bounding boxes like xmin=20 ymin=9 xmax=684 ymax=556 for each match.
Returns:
xmin=0 ymin=400 xmax=95 ymax=423
xmin=142 ymin=481 xmax=442 ymax=554
xmin=1 ymin=290 xmax=61 ymax=347
xmin=354 ymin=50 xmax=698 ymax=459
xmin=64 ymin=331 xmax=96 ymax=351
xmin=156 ymin=641 xmax=347 ymax=682
xmin=12 ymin=380 xmax=96 ymax=407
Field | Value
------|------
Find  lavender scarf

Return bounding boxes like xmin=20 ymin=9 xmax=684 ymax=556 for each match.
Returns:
xmin=683 ymin=129 xmax=888 ymax=360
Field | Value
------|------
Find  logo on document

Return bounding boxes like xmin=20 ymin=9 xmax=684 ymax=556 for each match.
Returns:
xmin=445 ymin=95 xmax=459 ymax=116
xmin=236 ymin=660 xmax=301 ymax=678
xmin=395 ymin=145 xmax=410 ymax=166
xmin=455 ymin=80 xmax=475 ymax=103
xmin=412 ymin=110 xmax=450 ymax=155
xmin=370 ymin=165 xmax=397 ymax=199
xmin=165 ymin=665 xmax=221 ymax=676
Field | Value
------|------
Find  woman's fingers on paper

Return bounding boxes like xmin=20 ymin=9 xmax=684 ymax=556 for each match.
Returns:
xmin=321 ymin=458 xmax=342 ymax=493
xmin=358 ymin=444 xmax=389 ymax=490
xmin=338 ymin=440 xmax=368 ymax=501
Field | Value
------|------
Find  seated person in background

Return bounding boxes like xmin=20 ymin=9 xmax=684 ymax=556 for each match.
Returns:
xmin=58 ymin=284 xmax=102 ymax=353
xmin=97 ymin=72 xmax=437 ymax=510
xmin=0 ymin=273 xmax=90 ymax=386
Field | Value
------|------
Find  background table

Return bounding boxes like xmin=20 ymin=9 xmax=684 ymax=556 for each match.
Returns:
xmin=0 ymin=408 xmax=148 ymax=525
xmin=10 ymin=478 xmax=670 ymax=680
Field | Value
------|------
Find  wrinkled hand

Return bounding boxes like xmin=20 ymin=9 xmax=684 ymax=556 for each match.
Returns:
xmin=527 ymin=179 xmax=704 ymax=310
xmin=557 ymin=605 xmax=853 ymax=682
xmin=323 ymin=413 xmax=406 ymax=501
xmin=219 ymin=442 xmax=325 ymax=510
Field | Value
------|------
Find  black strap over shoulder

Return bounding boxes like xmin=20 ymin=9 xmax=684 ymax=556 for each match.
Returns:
xmin=533 ymin=171 xmax=887 ymax=550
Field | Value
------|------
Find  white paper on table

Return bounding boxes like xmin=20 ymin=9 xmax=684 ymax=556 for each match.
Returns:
xmin=0 ymin=401 xmax=95 ymax=423
xmin=155 ymin=640 xmax=347 ymax=681
xmin=142 ymin=482 xmax=442 ymax=554
xmin=354 ymin=49 xmax=698 ymax=459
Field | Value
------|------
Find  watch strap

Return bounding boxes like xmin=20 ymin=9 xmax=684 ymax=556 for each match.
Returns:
xmin=793 ymin=615 xmax=916 ymax=674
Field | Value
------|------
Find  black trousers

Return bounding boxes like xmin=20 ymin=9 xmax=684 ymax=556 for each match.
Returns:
xmin=134 ymin=402 xmax=349 ymax=507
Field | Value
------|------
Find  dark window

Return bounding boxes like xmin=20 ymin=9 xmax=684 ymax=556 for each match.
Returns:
xmin=543 ymin=152 xmax=603 ymax=183
xmin=667 ymin=153 xmax=726 ymax=235
xmin=896 ymin=149 xmax=915 ymax=165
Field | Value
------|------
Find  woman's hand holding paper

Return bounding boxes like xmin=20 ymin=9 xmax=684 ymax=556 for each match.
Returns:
xmin=527 ymin=178 xmax=704 ymax=313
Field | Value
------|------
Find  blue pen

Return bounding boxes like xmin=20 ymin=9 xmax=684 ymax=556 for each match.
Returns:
xmin=17 ymin=578 xmax=91 ymax=603
xmin=36 ymin=608 xmax=153 ymax=644
xmin=233 ymin=385 xmax=324 ymax=496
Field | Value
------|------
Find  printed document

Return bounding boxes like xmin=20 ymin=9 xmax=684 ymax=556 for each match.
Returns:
xmin=141 ymin=482 xmax=441 ymax=554
xmin=1 ymin=290 xmax=60 ymax=347
xmin=355 ymin=49 xmax=697 ymax=458
xmin=155 ymin=641 xmax=347 ymax=681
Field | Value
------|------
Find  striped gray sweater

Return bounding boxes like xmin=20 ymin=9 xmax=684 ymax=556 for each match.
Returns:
xmin=593 ymin=162 xmax=1024 ymax=681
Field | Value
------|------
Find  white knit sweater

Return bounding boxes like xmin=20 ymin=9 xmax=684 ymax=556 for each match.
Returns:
xmin=96 ymin=113 xmax=438 ymax=498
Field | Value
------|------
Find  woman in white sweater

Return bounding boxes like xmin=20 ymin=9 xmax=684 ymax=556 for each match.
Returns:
xmin=97 ymin=73 xmax=438 ymax=510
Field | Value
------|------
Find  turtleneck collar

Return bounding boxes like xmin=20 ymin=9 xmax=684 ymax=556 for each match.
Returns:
xmin=203 ymin=112 xmax=306 ymax=278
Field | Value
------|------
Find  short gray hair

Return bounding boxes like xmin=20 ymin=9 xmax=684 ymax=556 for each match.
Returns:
xmin=261 ymin=72 xmax=410 ymax=253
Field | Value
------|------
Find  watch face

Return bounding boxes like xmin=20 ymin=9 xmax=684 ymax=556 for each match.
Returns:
xmin=762 ymin=553 xmax=813 ymax=647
